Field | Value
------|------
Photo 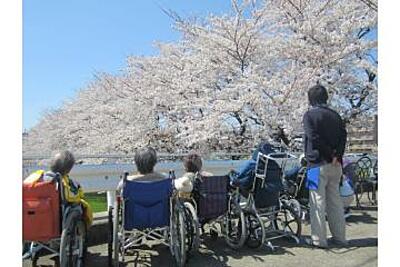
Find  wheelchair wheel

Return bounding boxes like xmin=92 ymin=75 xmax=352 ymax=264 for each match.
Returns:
xmin=272 ymin=203 xmax=302 ymax=238
xmin=32 ymin=253 xmax=39 ymax=267
xmin=183 ymin=201 xmax=200 ymax=253
xmin=171 ymin=204 xmax=187 ymax=267
xmin=245 ymin=212 xmax=266 ymax=249
xmin=107 ymin=207 xmax=113 ymax=267
xmin=112 ymin=200 xmax=120 ymax=267
xmin=284 ymin=198 xmax=302 ymax=219
xmin=60 ymin=218 xmax=86 ymax=267
xmin=223 ymin=197 xmax=246 ymax=249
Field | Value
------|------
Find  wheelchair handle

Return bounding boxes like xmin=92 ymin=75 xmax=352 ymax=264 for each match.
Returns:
xmin=120 ymin=171 xmax=129 ymax=184
xmin=169 ymin=169 xmax=176 ymax=180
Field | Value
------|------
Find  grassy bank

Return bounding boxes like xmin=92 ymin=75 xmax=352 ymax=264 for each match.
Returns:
xmin=85 ymin=192 xmax=107 ymax=213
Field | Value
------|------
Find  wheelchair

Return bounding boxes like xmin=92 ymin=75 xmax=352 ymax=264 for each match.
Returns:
xmin=170 ymin=171 xmax=202 ymax=254
xmin=237 ymin=152 xmax=302 ymax=250
xmin=192 ymin=174 xmax=247 ymax=249
xmin=108 ymin=172 xmax=199 ymax=267
xmin=282 ymin=155 xmax=367 ymax=221
xmin=23 ymin=172 xmax=87 ymax=267
xmin=281 ymin=165 xmax=309 ymax=218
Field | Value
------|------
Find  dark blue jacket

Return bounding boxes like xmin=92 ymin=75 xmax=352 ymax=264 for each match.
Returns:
xmin=231 ymin=142 xmax=279 ymax=189
xmin=303 ymin=105 xmax=347 ymax=167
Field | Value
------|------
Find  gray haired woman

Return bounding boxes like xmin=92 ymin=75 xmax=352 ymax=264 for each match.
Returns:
xmin=117 ymin=147 xmax=166 ymax=190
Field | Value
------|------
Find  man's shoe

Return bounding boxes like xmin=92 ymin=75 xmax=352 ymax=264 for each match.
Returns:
xmin=303 ymin=238 xmax=328 ymax=249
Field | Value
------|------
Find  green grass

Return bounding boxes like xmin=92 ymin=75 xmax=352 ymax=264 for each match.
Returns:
xmin=85 ymin=192 xmax=108 ymax=213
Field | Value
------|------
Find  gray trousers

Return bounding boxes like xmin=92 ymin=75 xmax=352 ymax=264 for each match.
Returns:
xmin=309 ymin=163 xmax=346 ymax=246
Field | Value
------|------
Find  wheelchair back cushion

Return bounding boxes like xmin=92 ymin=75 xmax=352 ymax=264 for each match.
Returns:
xmin=254 ymin=160 xmax=283 ymax=208
xmin=23 ymin=180 xmax=60 ymax=242
xmin=194 ymin=175 xmax=229 ymax=221
xmin=123 ymin=178 xmax=172 ymax=230
xmin=285 ymin=167 xmax=308 ymax=200
xmin=296 ymin=168 xmax=309 ymax=200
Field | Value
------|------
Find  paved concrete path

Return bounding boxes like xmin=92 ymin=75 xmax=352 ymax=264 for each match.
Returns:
xmin=24 ymin=202 xmax=377 ymax=267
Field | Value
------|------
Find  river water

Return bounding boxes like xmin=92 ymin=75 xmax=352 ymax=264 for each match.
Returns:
xmin=22 ymin=153 xmax=375 ymax=192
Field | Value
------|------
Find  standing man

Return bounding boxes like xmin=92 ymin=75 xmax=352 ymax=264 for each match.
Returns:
xmin=303 ymin=85 xmax=348 ymax=248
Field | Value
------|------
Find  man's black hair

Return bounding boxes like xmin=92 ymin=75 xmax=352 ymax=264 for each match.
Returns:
xmin=308 ymin=85 xmax=328 ymax=106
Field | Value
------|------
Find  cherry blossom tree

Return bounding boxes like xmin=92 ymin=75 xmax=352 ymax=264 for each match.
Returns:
xmin=23 ymin=0 xmax=377 ymax=156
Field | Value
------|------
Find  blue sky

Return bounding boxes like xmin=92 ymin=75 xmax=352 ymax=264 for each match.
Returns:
xmin=23 ymin=0 xmax=232 ymax=130
xmin=23 ymin=1 xmax=377 ymax=131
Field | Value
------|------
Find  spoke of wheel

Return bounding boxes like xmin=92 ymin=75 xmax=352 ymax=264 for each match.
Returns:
xmin=286 ymin=224 xmax=294 ymax=233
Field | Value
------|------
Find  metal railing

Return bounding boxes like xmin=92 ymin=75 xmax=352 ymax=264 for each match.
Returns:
xmin=22 ymin=152 xmax=249 ymax=162
xmin=22 ymin=153 xmax=375 ymax=212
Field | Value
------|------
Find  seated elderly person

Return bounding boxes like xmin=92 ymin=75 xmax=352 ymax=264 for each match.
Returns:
xmin=23 ymin=150 xmax=93 ymax=259
xmin=174 ymin=152 xmax=212 ymax=193
xmin=230 ymin=141 xmax=283 ymax=208
xmin=284 ymin=154 xmax=307 ymax=181
xmin=283 ymin=154 xmax=308 ymax=200
xmin=230 ymin=126 xmax=290 ymax=190
xmin=230 ymin=141 xmax=281 ymax=190
xmin=51 ymin=151 xmax=93 ymax=226
xmin=24 ymin=150 xmax=93 ymax=230
xmin=118 ymin=147 xmax=166 ymax=190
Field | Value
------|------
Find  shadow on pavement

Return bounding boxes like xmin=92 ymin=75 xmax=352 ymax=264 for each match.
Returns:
xmin=327 ymin=237 xmax=378 ymax=255
xmin=88 ymin=222 xmax=109 ymax=246
xmin=348 ymin=237 xmax=378 ymax=248
xmin=346 ymin=212 xmax=377 ymax=225
xmin=106 ymin=235 xmax=296 ymax=267
xmin=351 ymin=206 xmax=377 ymax=212
xmin=23 ymin=251 xmax=59 ymax=267
xmin=86 ymin=251 xmax=111 ymax=267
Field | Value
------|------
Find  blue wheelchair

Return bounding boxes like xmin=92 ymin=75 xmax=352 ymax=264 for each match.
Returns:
xmin=108 ymin=172 xmax=199 ymax=267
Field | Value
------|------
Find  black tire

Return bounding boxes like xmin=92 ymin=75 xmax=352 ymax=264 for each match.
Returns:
xmin=60 ymin=219 xmax=86 ymax=267
xmin=245 ymin=212 xmax=266 ymax=249
xmin=113 ymin=201 xmax=120 ymax=267
xmin=171 ymin=204 xmax=187 ymax=267
xmin=183 ymin=202 xmax=200 ymax=253
xmin=223 ymin=198 xmax=246 ymax=249
xmin=107 ymin=207 xmax=113 ymax=267
xmin=272 ymin=204 xmax=302 ymax=238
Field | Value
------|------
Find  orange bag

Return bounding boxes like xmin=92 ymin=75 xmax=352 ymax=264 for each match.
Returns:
xmin=23 ymin=179 xmax=60 ymax=242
